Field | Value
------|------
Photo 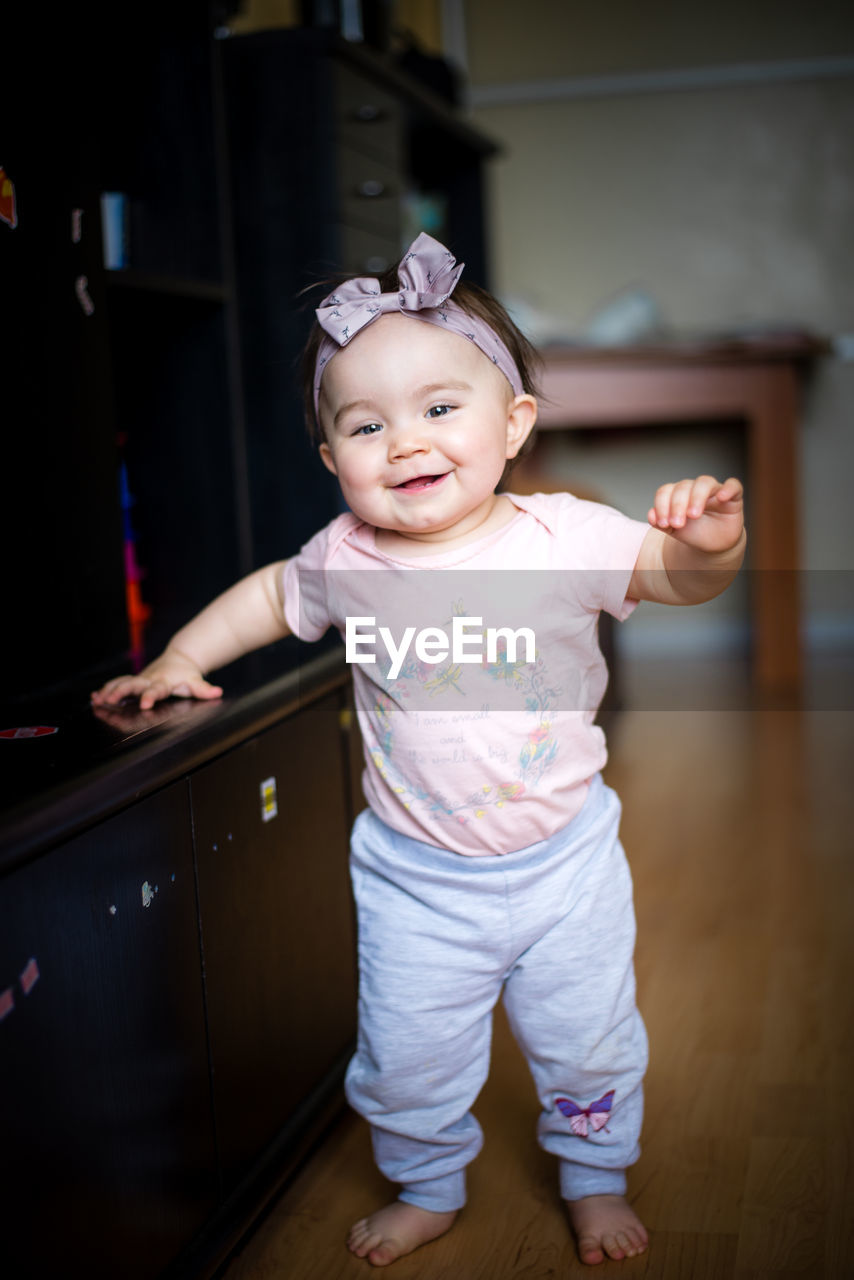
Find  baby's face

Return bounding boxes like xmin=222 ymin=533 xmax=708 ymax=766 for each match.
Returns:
xmin=317 ymin=315 xmax=534 ymax=548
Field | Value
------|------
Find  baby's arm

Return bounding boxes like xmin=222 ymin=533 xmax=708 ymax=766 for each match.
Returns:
xmin=627 ymin=475 xmax=746 ymax=605
xmin=91 ymin=561 xmax=291 ymax=710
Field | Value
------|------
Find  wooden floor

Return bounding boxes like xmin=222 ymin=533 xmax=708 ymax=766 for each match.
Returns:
xmin=222 ymin=659 xmax=854 ymax=1279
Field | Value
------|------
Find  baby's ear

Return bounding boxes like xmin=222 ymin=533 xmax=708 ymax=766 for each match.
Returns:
xmin=319 ymin=441 xmax=338 ymax=475
xmin=506 ymin=394 xmax=538 ymax=459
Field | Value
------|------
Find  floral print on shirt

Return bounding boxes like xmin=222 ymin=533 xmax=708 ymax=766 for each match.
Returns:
xmin=365 ymin=599 xmax=562 ymax=828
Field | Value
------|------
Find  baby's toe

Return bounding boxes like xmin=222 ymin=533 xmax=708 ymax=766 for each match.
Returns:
xmin=577 ymin=1234 xmax=606 ymax=1265
xmin=601 ymin=1232 xmax=628 ymax=1261
xmin=368 ymin=1241 xmax=400 ymax=1267
xmin=607 ymin=1227 xmax=647 ymax=1259
xmin=347 ymin=1220 xmax=380 ymax=1257
xmin=626 ymin=1224 xmax=649 ymax=1254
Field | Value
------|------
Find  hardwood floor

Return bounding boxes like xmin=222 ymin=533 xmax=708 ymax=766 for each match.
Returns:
xmin=221 ymin=659 xmax=854 ymax=1278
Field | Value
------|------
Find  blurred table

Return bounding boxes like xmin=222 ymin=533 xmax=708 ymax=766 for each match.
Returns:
xmin=536 ymin=334 xmax=828 ymax=692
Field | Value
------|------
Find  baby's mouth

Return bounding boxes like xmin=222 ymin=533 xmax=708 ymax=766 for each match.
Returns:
xmin=394 ymin=473 xmax=449 ymax=492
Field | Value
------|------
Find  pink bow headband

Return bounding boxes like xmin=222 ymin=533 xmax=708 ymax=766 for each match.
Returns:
xmin=313 ymin=232 xmax=524 ymax=419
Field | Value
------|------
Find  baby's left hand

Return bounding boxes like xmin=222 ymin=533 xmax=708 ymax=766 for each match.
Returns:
xmin=648 ymin=475 xmax=744 ymax=554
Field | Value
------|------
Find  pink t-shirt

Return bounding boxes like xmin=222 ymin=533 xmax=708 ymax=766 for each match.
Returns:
xmin=282 ymin=492 xmax=649 ymax=855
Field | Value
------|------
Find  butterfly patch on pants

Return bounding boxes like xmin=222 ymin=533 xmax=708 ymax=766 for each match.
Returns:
xmin=555 ymin=1090 xmax=615 ymax=1137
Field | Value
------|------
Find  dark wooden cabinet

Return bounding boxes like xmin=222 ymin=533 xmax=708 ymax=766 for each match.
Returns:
xmin=4 ymin=11 xmax=491 ymax=1275
xmin=0 ymin=782 xmax=217 ymax=1279
xmin=192 ymin=691 xmax=357 ymax=1194
xmin=0 ymin=663 xmax=361 ymax=1279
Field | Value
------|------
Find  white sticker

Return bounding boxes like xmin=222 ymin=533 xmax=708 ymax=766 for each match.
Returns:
xmin=75 ymin=275 xmax=95 ymax=315
xmin=260 ymin=776 xmax=278 ymax=823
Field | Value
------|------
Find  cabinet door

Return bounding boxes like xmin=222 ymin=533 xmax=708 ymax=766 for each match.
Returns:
xmin=0 ymin=782 xmax=217 ymax=1280
xmin=192 ymin=692 xmax=357 ymax=1192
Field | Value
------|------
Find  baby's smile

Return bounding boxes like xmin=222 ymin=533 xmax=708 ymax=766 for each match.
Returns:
xmin=393 ymin=472 xmax=450 ymax=493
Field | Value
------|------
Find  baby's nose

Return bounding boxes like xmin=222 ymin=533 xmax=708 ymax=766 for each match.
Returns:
xmin=388 ymin=424 xmax=430 ymax=459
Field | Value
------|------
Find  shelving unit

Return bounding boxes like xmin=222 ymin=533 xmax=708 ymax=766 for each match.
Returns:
xmin=3 ymin=10 xmax=500 ymax=1276
xmin=107 ymin=273 xmax=230 ymax=302
xmin=5 ymin=9 xmax=497 ymax=693
xmin=219 ymin=25 xmax=499 ymax=568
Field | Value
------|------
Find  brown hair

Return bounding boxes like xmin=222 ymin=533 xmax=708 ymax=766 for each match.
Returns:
xmin=299 ymin=266 xmax=542 ymax=460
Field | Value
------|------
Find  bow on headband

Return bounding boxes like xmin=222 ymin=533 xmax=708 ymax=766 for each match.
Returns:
xmin=313 ymin=232 xmax=524 ymax=417
xmin=316 ymin=233 xmax=463 ymax=346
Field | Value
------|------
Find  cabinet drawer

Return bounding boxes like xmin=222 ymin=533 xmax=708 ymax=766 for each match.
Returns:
xmin=337 ymin=149 xmax=402 ymax=238
xmin=0 ymin=783 xmax=217 ymax=1278
xmin=192 ymin=693 xmax=357 ymax=1193
xmin=334 ymin=63 xmax=403 ymax=166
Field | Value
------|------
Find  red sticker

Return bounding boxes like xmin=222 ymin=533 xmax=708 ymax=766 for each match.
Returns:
xmin=0 ymin=165 xmax=17 ymax=230
xmin=0 ymin=726 xmax=59 ymax=739
xmin=0 ymin=988 xmax=14 ymax=1021
xmin=20 ymin=958 xmax=40 ymax=996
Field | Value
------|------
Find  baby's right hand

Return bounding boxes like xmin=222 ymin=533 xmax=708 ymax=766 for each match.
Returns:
xmin=91 ymin=647 xmax=223 ymax=712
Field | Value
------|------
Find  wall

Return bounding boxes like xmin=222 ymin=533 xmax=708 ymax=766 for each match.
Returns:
xmin=458 ymin=0 xmax=854 ymax=657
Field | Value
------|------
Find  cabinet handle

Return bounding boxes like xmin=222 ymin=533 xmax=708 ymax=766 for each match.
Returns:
xmin=356 ymin=179 xmax=388 ymax=199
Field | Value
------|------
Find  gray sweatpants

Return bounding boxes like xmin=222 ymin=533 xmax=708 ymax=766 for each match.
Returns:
xmin=345 ymin=773 xmax=648 ymax=1211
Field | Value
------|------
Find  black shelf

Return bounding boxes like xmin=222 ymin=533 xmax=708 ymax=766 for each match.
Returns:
xmin=105 ymin=270 xmax=229 ymax=302
xmin=0 ymin=638 xmax=344 ymax=874
xmin=5 ymin=15 xmax=499 ymax=702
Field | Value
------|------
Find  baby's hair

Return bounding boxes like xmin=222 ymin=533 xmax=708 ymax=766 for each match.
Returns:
xmin=299 ymin=264 xmax=542 ymax=465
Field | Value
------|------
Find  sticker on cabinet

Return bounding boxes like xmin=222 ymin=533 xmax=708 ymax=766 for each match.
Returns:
xmin=0 ymin=725 xmax=59 ymax=739
xmin=0 ymin=166 xmax=17 ymax=229
xmin=260 ymin=776 xmax=278 ymax=823
xmin=19 ymin=958 xmax=39 ymax=995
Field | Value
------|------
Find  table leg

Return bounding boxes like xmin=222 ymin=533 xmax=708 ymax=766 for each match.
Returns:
xmin=747 ymin=365 xmax=801 ymax=692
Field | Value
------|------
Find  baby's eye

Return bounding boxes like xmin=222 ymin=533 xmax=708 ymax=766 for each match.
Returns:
xmin=426 ymin=403 xmax=454 ymax=419
xmin=353 ymin=422 xmax=383 ymax=436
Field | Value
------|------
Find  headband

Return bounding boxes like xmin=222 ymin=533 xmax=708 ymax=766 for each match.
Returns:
xmin=313 ymin=232 xmax=524 ymax=419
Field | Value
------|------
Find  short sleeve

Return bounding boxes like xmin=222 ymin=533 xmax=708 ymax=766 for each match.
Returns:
xmin=546 ymin=493 xmax=649 ymax=620
xmin=282 ymin=525 xmax=334 ymax=641
xmin=587 ymin=503 xmax=650 ymax=619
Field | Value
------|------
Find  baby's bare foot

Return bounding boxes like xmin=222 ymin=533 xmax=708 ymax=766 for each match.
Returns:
xmin=347 ymin=1201 xmax=457 ymax=1267
xmin=565 ymin=1194 xmax=648 ymax=1265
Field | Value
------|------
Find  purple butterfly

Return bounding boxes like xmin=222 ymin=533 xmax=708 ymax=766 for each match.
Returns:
xmin=555 ymin=1089 xmax=615 ymax=1137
